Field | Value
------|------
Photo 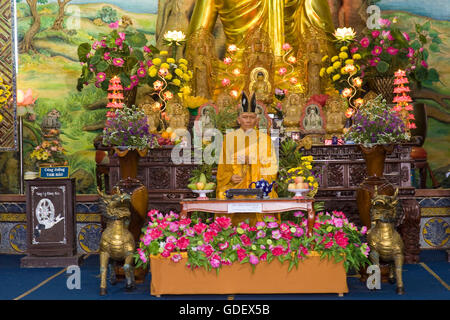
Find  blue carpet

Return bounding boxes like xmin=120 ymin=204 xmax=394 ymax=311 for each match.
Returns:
xmin=1 ymin=251 xmax=449 ymax=300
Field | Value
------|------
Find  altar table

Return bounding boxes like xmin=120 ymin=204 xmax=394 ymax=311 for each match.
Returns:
xmin=179 ymin=197 xmax=316 ymax=236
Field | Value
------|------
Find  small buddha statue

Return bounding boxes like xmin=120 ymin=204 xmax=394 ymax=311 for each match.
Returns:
xmin=282 ymin=93 xmax=305 ymax=131
xmin=250 ymin=70 xmax=272 ymax=105
xmin=325 ymin=97 xmax=345 ymax=135
xmin=302 ymin=104 xmax=325 ymax=134
xmin=167 ymin=99 xmax=189 ymax=131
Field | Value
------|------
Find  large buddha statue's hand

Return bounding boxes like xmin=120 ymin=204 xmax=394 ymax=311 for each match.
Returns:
xmin=231 ymin=174 xmax=243 ymax=184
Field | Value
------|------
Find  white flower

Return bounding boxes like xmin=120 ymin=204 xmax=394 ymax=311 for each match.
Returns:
xmin=163 ymin=30 xmax=186 ymax=43
xmin=333 ymin=27 xmax=356 ymax=41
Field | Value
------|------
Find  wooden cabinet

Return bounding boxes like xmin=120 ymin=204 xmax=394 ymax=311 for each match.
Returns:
xmin=21 ymin=178 xmax=81 ymax=268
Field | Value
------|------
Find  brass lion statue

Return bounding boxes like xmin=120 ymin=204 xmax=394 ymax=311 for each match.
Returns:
xmin=367 ymin=187 xmax=405 ymax=295
xmin=98 ymin=187 xmax=136 ymax=296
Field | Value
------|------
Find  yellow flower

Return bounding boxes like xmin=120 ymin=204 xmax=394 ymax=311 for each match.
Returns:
xmin=0 ymin=114 xmax=3 ymax=122
xmin=313 ymin=182 xmax=318 ymax=188
xmin=352 ymin=53 xmax=362 ymax=60
xmin=326 ymin=67 xmax=334 ymax=74
xmin=153 ymin=58 xmax=161 ymax=66
xmin=301 ymin=156 xmax=313 ymax=161
xmin=332 ymin=74 xmax=341 ymax=81
xmin=345 ymin=59 xmax=354 ymax=65
xmin=178 ymin=58 xmax=188 ymax=65
xmin=307 ymin=176 xmax=314 ymax=182
xmin=338 ymin=52 xmax=348 ymax=59
xmin=165 ymin=73 xmax=173 ymax=80
xmin=160 ymin=62 xmax=170 ymax=69
xmin=167 ymin=58 xmax=175 ymax=63
xmin=182 ymin=74 xmax=191 ymax=81
xmin=341 ymin=67 xmax=348 ymax=75
xmin=160 ymin=51 xmax=168 ymax=56
xmin=321 ymin=55 xmax=329 ymax=62
xmin=340 ymin=46 xmax=348 ymax=51
xmin=333 ymin=61 xmax=341 ymax=69
xmin=172 ymin=78 xmax=181 ymax=86
xmin=179 ymin=64 xmax=188 ymax=72
xmin=331 ymin=56 xmax=339 ymax=62
xmin=175 ymin=68 xmax=183 ymax=77
xmin=319 ymin=67 xmax=325 ymax=77
xmin=180 ymin=86 xmax=191 ymax=94
xmin=149 ymin=67 xmax=157 ymax=77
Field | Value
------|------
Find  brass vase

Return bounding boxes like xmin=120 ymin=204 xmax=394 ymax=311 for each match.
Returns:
xmin=356 ymin=144 xmax=395 ymax=228
xmin=113 ymin=147 xmax=149 ymax=283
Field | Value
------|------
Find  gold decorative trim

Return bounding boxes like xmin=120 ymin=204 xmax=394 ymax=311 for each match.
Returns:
xmin=0 ymin=213 xmax=26 ymax=222
xmin=421 ymin=207 xmax=450 ymax=217
xmin=76 ymin=213 xmax=102 ymax=223
xmin=419 ymin=262 xmax=450 ymax=291
xmin=0 ymin=213 xmax=102 ymax=222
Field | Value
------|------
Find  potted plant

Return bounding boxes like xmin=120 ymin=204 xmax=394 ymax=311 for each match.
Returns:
xmin=344 ymin=95 xmax=409 ymax=227
xmin=135 ymin=209 xmax=369 ymax=296
xmin=76 ymin=21 xmax=157 ymax=105
xmin=355 ymin=17 xmax=441 ymax=102
xmin=102 ymin=104 xmax=150 ymax=179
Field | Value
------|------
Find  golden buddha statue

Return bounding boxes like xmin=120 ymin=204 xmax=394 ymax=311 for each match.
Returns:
xmin=166 ymin=98 xmax=189 ymax=131
xmin=249 ymin=69 xmax=272 ymax=105
xmin=325 ymin=96 xmax=346 ymax=136
xmin=185 ymin=28 xmax=216 ymax=99
xmin=282 ymin=93 xmax=305 ymax=131
xmin=188 ymin=0 xmax=335 ymax=58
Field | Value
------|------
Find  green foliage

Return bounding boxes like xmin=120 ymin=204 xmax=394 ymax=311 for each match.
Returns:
xmin=95 ymin=6 xmax=119 ymax=24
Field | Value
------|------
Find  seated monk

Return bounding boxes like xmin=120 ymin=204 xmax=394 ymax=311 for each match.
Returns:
xmin=216 ymin=93 xmax=279 ymax=225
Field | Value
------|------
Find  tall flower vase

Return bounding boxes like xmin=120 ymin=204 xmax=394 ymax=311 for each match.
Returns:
xmin=356 ymin=144 xmax=396 ymax=228
xmin=113 ymin=147 xmax=149 ymax=282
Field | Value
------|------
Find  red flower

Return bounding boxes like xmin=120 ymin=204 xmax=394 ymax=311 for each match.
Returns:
xmin=271 ymin=246 xmax=285 ymax=256
xmin=201 ymin=244 xmax=214 ymax=257
xmin=360 ymin=37 xmax=370 ymax=48
xmin=161 ymin=250 xmax=170 ymax=258
xmin=203 ymin=230 xmax=218 ymax=243
xmin=215 ymin=216 xmax=232 ymax=229
xmin=260 ymin=252 xmax=268 ymax=261
xmin=240 ymin=234 xmax=252 ymax=247
xmin=334 ymin=231 xmax=349 ymax=248
xmin=149 ymin=228 xmax=162 ymax=240
xmin=179 ymin=218 xmax=191 ymax=226
xmin=165 ymin=242 xmax=175 ymax=252
xmin=176 ymin=236 xmax=189 ymax=250
xmin=194 ymin=222 xmax=208 ymax=234
xmin=237 ymin=248 xmax=247 ymax=261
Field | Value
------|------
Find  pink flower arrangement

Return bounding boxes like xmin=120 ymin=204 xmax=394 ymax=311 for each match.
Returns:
xmin=135 ymin=210 xmax=370 ymax=273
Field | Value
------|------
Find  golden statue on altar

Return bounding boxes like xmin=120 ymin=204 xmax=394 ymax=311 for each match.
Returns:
xmin=325 ymin=95 xmax=346 ymax=136
xmin=166 ymin=97 xmax=190 ymax=131
xmin=283 ymin=92 xmax=306 ymax=132
xmin=188 ymin=0 xmax=335 ymax=58
xmin=249 ymin=68 xmax=272 ymax=106
xmin=185 ymin=28 xmax=216 ymax=100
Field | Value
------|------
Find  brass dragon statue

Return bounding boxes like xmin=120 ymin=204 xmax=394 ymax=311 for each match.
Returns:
xmin=98 ymin=187 xmax=136 ymax=296
xmin=367 ymin=187 xmax=405 ymax=294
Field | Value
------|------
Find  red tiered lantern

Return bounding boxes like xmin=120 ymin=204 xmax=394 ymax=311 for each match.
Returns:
xmin=106 ymin=76 xmax=125 ymax=117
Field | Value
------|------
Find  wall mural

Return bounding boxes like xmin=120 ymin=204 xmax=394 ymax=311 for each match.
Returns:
xmin=15 ymin=0 xmax=158 ymax=194
xmin=376 ymin=0 xmax=450 ymax=187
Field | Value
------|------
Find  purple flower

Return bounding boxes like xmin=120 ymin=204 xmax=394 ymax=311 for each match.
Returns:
xmin=249 ymin=254 xmax=259 ymax=265
xmin=272 ymin=230 xmax=282 ymax=240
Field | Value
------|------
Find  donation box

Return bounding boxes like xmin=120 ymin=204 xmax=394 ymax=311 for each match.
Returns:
xmin=21 ymin=178 xmax=80 ymax=268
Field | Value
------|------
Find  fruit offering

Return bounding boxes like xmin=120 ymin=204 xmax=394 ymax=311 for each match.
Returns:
xmin=188 ymin=173 xmax=216 ymax=190
xmin=288 ymin=176 xmax=309 ymax=190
